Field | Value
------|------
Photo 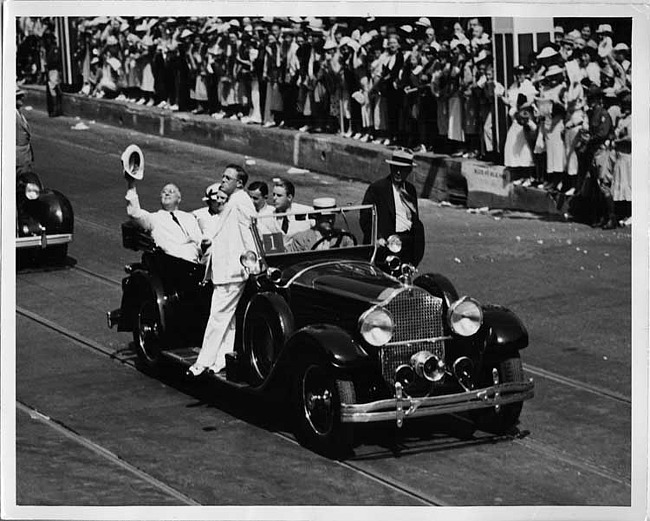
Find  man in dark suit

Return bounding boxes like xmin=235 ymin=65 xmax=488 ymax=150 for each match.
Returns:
xmin=16 ymin=87 xmax=34 ymax=175
xmin=360 ymin=147 xmax=425 ymax=266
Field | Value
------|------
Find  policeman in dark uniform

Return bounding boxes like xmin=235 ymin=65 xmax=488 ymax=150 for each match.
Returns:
xmin=584 ymin=85 xmax=616 ymax=229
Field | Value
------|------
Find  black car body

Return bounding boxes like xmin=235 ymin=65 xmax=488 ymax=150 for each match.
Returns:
xmin=16 ymin=171 xmax=74 ymax=265
xmin=108 ymin=204 xmax=534 ymax=457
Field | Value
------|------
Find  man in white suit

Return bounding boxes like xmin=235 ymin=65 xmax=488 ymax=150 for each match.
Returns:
xmin=188 ymin=164 xmax=257 ymax=376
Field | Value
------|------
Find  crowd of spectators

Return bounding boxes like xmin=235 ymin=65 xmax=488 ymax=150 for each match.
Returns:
xmin=16 ymin=16 xmax=632 ymax=227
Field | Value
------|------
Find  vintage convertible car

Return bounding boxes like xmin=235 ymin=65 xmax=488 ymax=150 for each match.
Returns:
xmin=16 ymin=170 xmax=74 ymax=265
xmin=108 ymin=204 xmax=534 ymax=457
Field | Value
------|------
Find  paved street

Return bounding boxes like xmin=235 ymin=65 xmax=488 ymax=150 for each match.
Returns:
xmin=13 ymin=108 xmax=634 ymax=508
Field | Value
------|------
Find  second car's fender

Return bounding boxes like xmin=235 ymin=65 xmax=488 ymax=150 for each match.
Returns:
xmin=117 ymin=269 xmax=167 ymax=332
xmin=481 ymin=304 xmax=529 ymax=354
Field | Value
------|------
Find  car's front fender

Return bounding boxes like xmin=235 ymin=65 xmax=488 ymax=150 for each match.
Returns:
xmin=481 ymin=305 xmax=529 ymax=354
xmin=282 ymin=325 xmax=373 ymax=372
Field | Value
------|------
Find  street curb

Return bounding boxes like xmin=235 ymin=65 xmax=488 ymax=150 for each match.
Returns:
xmin=24 ymin=85 xmax=563 ymax=216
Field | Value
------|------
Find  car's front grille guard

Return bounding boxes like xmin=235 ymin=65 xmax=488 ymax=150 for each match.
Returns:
xmin=380 ymin=288 xmax=446 ymax=386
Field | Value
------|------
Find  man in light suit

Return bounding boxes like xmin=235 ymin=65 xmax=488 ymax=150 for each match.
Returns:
xmin=360 ymin=147 xmax=425 ymax=266
xmin=16 ymin=87 xmax=34 ymax=175
xmin=188 ymin=164 xmax=257 ymax=376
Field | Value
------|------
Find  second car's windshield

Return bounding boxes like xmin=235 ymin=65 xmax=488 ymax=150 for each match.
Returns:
xmin=252 ymin=205 xmax=375 ymax=256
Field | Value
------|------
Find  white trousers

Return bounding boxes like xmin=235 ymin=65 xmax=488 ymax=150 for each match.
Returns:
xmin=196 ymin=282 xmax=246 ymax=371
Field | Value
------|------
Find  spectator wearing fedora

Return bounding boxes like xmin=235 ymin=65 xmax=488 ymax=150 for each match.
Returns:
xmin=360 ymin=147 xmax=424 ymax=266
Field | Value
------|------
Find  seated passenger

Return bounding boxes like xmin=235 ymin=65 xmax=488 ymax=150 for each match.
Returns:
xmin=287 ymin=198 xmax=355 ymax=252
xmin=247 ymin=180 xmax=275 ymax=218
xmin=193 ymin=182 xmax=228 ymax=234
xmin=267 ymin=178 xmax=312 ymax=236
xmin=124 ymin=165 xmax=203 ymax=264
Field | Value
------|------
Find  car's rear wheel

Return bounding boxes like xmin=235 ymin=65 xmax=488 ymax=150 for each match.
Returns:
xmin=133 ymin=300 xmax=163 ymax=371
xmin=293 ymin=364 xmax=355 ymax=459
xmin=471 ymin=354 xmax=525 ymax=435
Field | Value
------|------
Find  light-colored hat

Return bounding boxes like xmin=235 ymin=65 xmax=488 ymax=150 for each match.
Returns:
xmin=180 ymin=29 xmax=194 ymax=39
xmin=229 ymin=18 xmax=240 ymax=28
xmin=416 ymin=17 xmax=432 ymax=28
xmin=141 ymin=35 xmax=154 ymax=47
xmin=121 ymin=144 xmax=144 ymax=180
xmin=537 ymin=47 xmax=558 ymax=60
xmin=614 ymin=42 xmax=629 ymax=52
xmin=312 ymin=197 xmax=337 ymax=215
xmin=106 ymin=35 xmax=119 ymax=46
xmin=596 ymin=24 xmax=613 ymax=34
xmin=544 ymin=64 xmax=565 ymax=78
xmin=385 ymin=148 xmax=416 ymax=167
xmin=289 ymin=16 xmax=303 ymax=24
xmin=202 ymin=182 xmax=223 ymax=201
xmin=554 ymin=26 xmax=564 ymax=35
xmin=359 ymin=30 xmax=378 ymax=47
xmin=351 ymin=29 xmax=361 ymax=41
xmin=400 ymin=25 xmax=413 ymax=34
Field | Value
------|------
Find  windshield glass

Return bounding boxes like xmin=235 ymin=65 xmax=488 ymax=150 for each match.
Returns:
xmin=252 ymin=204 xmax=375 ymax=257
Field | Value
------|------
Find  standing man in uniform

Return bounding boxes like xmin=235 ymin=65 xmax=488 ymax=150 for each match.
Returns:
xmin=188 ymin=164 xmax=257 ymax=376
xmin=583 ymin=85 xmax=616 ymax=229
xmin=16 ymin=87 xmax=34 ymax=175
xmin=360 ymin=147 xmax=425 ymax=266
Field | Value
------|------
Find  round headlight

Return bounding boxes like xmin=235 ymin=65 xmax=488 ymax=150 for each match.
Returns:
xmin=358 ymin=306 xmax=394 ymax=346
xmin=448 ymin=297 xmax=483 ymax=337
xmin=387 ymin=234 xmax=402 ymax=253
xmin=25 ymin=183 xmax=40 ymax=200
xmin=239 ymin=250 xmax=258 ymax=270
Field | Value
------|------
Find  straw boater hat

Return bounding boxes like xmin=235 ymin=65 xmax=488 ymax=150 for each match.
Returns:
xmin=614 ymin=42 xmax=629 ymax=52
xmin=385 ymin=148 xmax=416 ymax=167
xmin=312 ymin=197 xmax=337 ymax=214
xmin=416 ymin=17 xmax=432 ymax=28
xmin=596 ymin=24 xmax=613 ymax=34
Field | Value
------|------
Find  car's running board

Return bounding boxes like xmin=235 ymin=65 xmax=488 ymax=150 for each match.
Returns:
xmin=160 ymin=348 xmax=250 ymax=389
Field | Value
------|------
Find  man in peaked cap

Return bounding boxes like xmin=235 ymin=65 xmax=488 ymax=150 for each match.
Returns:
xmin=360 ymin=148 xmax=425 ymax=266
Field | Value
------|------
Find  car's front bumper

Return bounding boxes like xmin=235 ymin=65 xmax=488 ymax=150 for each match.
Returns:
xmin=16 ymin=233 xmax=72 ymax=249
xmin=340 ymin=379 xmax=534 ymax=426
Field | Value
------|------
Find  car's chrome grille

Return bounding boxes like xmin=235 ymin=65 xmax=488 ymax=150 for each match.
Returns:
xmin=380 ymin=288 xmax=445 ymax=386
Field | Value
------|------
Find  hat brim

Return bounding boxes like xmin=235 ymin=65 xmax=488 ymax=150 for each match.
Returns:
xmin=385 ymin=159 xmax=416 ymax=167
xmin=121 ymin=144 xmax=144 ymax=180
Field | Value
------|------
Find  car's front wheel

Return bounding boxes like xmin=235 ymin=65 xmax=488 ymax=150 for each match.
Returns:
xmin=133 ymin=300 xmax=163 ymax=372
xmin=293 ymin=364 xmax=355 ymax=459
xmin=471 ymin=354 xmax=525 ymax=435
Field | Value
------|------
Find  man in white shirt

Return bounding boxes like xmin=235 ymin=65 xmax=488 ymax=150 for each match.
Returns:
xmin=247 ymin=180 xmax=275 ymax=218
xmin=188 ymin=164 xmax=257 ymax=376
xmin=271 ymin=178 xmax=312 ymax=236
xmin=125 ymin=175 xmax=203 ymax=264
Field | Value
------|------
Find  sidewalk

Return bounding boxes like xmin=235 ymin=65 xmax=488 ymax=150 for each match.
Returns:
xmin=23 ymin=85 xmax=566 ymax=217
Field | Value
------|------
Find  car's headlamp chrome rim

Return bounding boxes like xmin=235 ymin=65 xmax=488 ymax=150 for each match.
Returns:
xmin=358 ymin=305 xmax=394 ymax=346
xmin=239 ymin=250 xmax=259 ymax=270
xmin=447 ymin=296 xmax=483 ymax=337
xmin=387 ymin=234 xmax=402 ymax=253
xmin=25 ymin=183 xmax=40 ymax=200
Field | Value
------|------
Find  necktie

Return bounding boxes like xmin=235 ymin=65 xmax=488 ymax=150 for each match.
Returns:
xmin=170 ymin=211 xmax=182 ymax=228
xmin=281 ymin=215 xmax=289 ymax=234
xmin=399 ymin=185 xmax=416 ymax=221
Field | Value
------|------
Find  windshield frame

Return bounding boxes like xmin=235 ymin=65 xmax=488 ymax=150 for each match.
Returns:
xmin=250 ymin=203 xmax=378 ymax=264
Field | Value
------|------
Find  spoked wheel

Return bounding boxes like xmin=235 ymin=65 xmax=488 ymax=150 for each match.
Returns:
xmin=133 ymin=300 xmax=163 ymax=372
xmin=471 ymin=354 xmax=525 ymax=435
xmin=294 ymin=364 xmax=356 ymax=459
